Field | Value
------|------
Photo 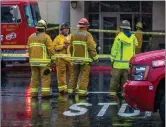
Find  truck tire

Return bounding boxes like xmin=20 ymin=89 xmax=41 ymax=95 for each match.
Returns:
xmin=159 ymin=96 xmax=165 ymax=123
xmin=1 ymin=61 xmax=6 ymax=68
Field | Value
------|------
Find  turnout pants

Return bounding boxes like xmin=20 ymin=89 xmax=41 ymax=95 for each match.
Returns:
xmin=110 ymin=68 xmax=128 ymax=96
xmin=56 ymin=58 xmax=71 ymax=92
xmin=30 ymin=66 xmax=51 ymax=97
xmin=68 ymin=64 xmax=91 ymax=95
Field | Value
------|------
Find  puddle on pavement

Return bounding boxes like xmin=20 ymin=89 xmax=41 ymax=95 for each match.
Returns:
xmin=1 ymin=68 xmax=163 ymax=127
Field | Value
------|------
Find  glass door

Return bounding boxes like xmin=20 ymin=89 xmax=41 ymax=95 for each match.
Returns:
xmin=100 ymin=13 xmax=120 ymax=54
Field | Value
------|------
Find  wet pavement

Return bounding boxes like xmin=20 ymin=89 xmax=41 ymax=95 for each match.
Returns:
xmin=1 ymin=66 xmax=163 ymax=127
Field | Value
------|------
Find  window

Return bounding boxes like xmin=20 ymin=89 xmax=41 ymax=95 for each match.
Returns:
xmin=24 ymin=5 xmax=35 ymax=27
xmin=86 ymin=1 xmax=99 ymax=13
xmin=141 ymin=1 xmax=152 ymax=13
xmin=89 ymin=14 xmax=99 ymax=29
xmin=101 ymin=1 xmax=140 ymax=12
xmin=1 ymin=5 xmax=21 ymax=23
xmin=30 ymin=4 xmax=41 ymax=25
xmin=24 ymin=4 xmax=41 ymax=27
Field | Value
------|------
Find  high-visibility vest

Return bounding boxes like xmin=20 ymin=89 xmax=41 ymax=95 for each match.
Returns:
xmin=29 ymin=43 xmax=51 ymax=67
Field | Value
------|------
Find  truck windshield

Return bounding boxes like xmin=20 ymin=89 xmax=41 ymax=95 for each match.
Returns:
xmin=24 ymin=4 xmax=41 ymax=27
xmin=1 ymin=5 xmax=22 ymax=23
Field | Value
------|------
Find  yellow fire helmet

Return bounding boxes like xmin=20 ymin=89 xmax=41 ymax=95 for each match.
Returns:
xmin=36 ymin=19 xmax=47 ymax=29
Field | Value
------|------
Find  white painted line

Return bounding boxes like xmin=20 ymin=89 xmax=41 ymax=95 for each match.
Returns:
xmin=97 ymin=103 xmax=118 ymax=116
xmin=63 ymin=103 xmax=92 ymax=116
xmin=118 ymin=104 xmax=140 ymax=117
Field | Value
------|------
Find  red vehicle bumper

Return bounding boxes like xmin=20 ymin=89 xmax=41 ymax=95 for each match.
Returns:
xmin=123 ymin=80 xmax=155 ymax=111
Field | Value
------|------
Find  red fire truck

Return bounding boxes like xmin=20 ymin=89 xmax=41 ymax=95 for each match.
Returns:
xmin=1 ymin=0 xmax=41 ymax=67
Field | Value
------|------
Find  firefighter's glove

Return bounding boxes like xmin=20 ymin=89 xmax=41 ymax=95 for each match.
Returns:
xmin=92 ymin=55 xmax=99 ymax=64
xmin=63 ymin=42 xmax=70 ymax=49
xmin=43 ymin=68 xmax=52 ymax=76
xmin=93 ymin=55 xmax=99 ymax=62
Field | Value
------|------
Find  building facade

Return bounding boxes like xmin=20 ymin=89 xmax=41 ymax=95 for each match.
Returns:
xmin=38 ymin=1 xmax=165 ymax=53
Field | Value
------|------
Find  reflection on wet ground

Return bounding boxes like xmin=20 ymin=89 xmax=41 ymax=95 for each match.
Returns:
xmin=1 ymin=67 xmax=163 ymax=127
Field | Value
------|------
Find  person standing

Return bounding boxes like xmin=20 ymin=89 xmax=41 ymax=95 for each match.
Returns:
xmin=53 ymin=22 xmax=71 ymax=94
xmin=109 ymin=20 xmax=138 ymax=100
xmin=28 ymin=19 xmax=54 ymax=98
xmin=68 ymin=18 xmax=98 ymax=97
xmin=135 ymin=22 xmax=143 ymax=54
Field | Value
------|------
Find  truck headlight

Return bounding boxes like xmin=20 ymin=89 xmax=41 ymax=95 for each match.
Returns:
xmin=132 ymin=66 xmax=150 ymax=81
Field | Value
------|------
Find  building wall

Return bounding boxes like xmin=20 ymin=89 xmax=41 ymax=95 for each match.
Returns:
xmin=152 ymin=1 xmax=165 ymax=50
xmin=152 ymin=1 xmax=165 ymax=31
xmin=59 ymin=1 xmax=70 ymax=25
xmin=37 ymin=0 xmax=60 ymax=24
xmin=70 ymin=1 xmax=84 ymax=32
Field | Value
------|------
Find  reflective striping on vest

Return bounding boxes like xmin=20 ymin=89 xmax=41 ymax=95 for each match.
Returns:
xmin=30 ymin=58 xmax=51 ymax=67
xmin=72 ymin=41 xmax=89 ymax=59
xmin=29 ymin=43 xmax=48 ymax=60
xmin=30 ymin=59 xmax=51 ymax=62
xmin=41 ymin=88 xmax=50 ymax=92
xmin=29 ymin=42 xmax=51 ymax=67
xmin=71 ymin=57 xmax=93 ymax=63
xmin=30 ymin=88 xmax=38 ymax=93
xmin=133 ymin=38 xmax=136 ymax=55
xmin=71 ymin=57 xmax=92 ymax=61
xmin=51 ymin=54 xmax=71 ymax=59
xmin=120 ymin=42 xmax=123 ymax=60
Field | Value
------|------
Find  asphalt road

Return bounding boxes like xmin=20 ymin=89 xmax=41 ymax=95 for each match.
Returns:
xmin=1 ymin=66 xmax=163 ymax=127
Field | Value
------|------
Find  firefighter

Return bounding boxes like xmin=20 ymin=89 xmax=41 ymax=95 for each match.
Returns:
xmin=68 ymin=18 xmax=98 ymax=97
xmin=28 ymin=19 xmax=54 ymax=98
xmin=109 ymin=20 xmax=138 ymax=100
xmin=135 ymin=22 xmax=143 ymax=54
xmin=53 ymin=22 xmax=71 ymax=94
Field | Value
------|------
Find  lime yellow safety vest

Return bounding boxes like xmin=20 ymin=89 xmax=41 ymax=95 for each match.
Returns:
xmin=110 ymin=32 xmax=138 ymax=69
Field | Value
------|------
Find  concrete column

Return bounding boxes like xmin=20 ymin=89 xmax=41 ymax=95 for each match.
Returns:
xmin=59 ymin=1 xmax=70 ymax=25
xmin=152 ymin=1 xmax=165 ymax=50
xmin=152 ymin=1 xmax=165 ymax=31
xmin=70 ymin=1 xmax=85 ymax=32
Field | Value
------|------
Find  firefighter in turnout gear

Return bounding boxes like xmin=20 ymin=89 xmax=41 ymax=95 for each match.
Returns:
xmin=135 ymin=22 xmax=143 ymax=54
xmin=109 ymin=20 xmax=138 ymax=100
xmin=53 ymin=22 xmax=71 ymax=94
xmin=28 ymin=19 xmax=54 ymax=98
xmin=68 ymin=18 xmax=98 ymax=97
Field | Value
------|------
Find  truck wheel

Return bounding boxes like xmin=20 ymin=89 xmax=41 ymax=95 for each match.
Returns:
xmin=159 ymin=96 xmax=165 ymax=123
xmin=1 ymin=61 xmax=6 ymax=68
